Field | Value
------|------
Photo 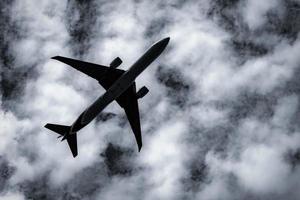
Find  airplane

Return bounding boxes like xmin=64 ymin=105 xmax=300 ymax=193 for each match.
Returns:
xmin=44 ymin=37 xmax=170 ymax=157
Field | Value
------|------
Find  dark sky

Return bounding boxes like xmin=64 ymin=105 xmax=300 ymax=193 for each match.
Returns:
xmin=1 ymin=0 xmax=300 ymax=199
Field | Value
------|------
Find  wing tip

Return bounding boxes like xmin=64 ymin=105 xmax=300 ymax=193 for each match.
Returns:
xmin=138 ymin=143 xmax=142 ymax=152
xmin=44 ymin=123 xmax=53 ymax=130
xmin=72 ymin=151 xmax=78 ymax=158
xmin=51 ymin=56 xmax=60 ymax=60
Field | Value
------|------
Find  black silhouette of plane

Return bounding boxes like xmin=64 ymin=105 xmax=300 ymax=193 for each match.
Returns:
xmin=45 ymin=37 xmax=170 ymax=157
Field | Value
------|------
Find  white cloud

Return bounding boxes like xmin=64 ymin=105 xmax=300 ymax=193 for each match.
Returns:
xmin=141 ymin=121 xmax=188 ymax=199
xmin=0 ymin=192 xmax=25 ymax=200
xmin=238 ymin=145 xmax=290 ymax=194
xmin=242 ymin=0 xmax=282 ymax=29
xmin=1 ymin=0 xmax=300 ymax=199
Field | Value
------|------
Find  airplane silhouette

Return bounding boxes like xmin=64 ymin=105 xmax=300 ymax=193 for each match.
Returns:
xmin=45 ymin=37 xmax=170 ymax=157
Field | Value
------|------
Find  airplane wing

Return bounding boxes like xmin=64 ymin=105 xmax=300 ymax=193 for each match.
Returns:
xmin=51 ymin=56 xmax=125 ymax=81
xmin=116 ymin=83 xmax=142 ymax=151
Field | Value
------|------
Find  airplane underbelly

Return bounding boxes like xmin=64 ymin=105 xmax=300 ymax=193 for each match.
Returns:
xmin=81 ymin=79 xmax=131 ymax=124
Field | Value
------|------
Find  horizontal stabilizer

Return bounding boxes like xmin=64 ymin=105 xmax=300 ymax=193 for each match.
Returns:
xmin=45 ymin=123 xmax=69 ymax=135
xmin=44 ymin=123 xmax=78 ymax=157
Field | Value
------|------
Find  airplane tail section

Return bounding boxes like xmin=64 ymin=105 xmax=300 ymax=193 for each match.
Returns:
xmin=44 ymin=123 xmax=78 ymax=157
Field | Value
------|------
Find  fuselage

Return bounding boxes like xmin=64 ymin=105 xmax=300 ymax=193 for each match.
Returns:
xmin=70 ymin=37 xmax=170 ymax=133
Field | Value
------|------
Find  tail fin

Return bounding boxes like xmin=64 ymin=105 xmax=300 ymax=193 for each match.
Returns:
xmin=44 ymin=123 xmax=78 ymax=157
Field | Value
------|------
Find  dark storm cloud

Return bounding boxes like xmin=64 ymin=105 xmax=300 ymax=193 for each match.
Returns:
xmin=155 ymin=65 xmax=193 ymax=107
xmin=65 ymin=0 xmax=100 ymax=56
xmin=1 ymin=0 xmax=300 ymax=200
xmin=101 ymin=143 xmax=135 ymax=177
xmin=0 ymin=159 xmax=15 ymax=193
xmin=209 ymin=0 xmax=300 ymax=63
xmin=0 ymin=0 xmax=35 ymax=104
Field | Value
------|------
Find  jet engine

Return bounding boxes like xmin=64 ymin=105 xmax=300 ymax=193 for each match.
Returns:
xmin=136 ymin=86 xmax=149 ymax=99
xmin=110 ymin=57 xmax=122 ymax=68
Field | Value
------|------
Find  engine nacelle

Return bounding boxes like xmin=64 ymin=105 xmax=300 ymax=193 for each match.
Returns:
xmin=110 ymin=57 xmax=122 ymax=68
xmin=136 ymin=86 xmax=149 ymax=99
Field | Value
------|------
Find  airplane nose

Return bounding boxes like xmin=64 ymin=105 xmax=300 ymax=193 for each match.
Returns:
xmin=162 ymin=37 xmax=170 ymax=45
xmin=155 ymin=37 xmax=170 ymax=50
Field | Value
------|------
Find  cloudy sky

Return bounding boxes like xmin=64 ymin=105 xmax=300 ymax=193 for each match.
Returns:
xmin=1 ymin=0 xmax=300 ymax=199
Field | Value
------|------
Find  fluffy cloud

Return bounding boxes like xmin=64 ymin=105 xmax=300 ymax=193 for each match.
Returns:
xmin=0 ymin=191 xmax=25 ymax=200
xmin=0 ymin=0 xmax=300 ymax=199
xmin=242 ymin=0 xmax=283 ymax=30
